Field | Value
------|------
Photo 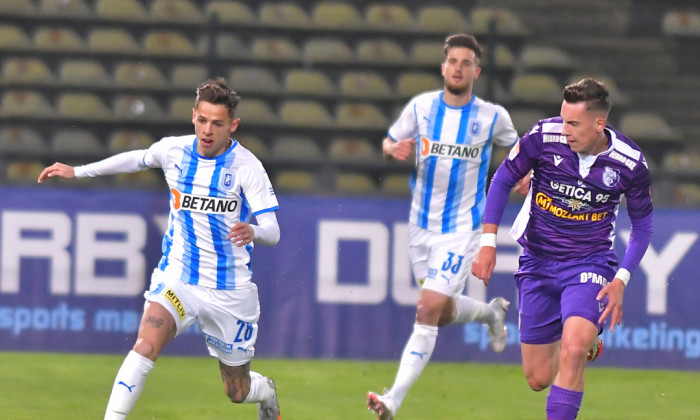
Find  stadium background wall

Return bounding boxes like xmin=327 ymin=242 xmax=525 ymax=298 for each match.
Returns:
xmin=0 ymin=187 xmax=698 ymax=371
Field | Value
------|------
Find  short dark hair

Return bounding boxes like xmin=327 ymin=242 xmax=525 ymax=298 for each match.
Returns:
xmin=563 ymin=78 xmax=611 ymax=115
xmin=444 ymin=34 xmax=482 ymax=62
xmin=195 ymin=78 xmax=240 ymax=119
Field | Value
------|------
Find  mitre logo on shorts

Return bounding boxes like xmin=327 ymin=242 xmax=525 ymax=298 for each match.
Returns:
xmin=170 ymin=189 xmax=239 ymax=214
xmin=420 ymin=137 xmax=481 ymax=161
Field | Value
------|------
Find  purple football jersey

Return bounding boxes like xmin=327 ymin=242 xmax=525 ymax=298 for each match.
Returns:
xmin=499 ymin=117 xmax=653 ymax=261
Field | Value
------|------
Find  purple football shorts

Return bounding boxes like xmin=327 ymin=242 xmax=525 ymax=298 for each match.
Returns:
xmin=515 ymin=253 xmax=615 ymax=344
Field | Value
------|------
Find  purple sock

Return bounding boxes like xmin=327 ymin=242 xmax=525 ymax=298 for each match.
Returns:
xmin=546 ymin=385 xmax=583 ymax=420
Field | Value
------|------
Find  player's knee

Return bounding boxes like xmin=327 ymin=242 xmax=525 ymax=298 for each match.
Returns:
xmin=224 ymin=385 xmax=247 ymax=404
xmin=560 ymin=341 xmax=589 ymax=364
xmin=132 ymin=338 xmax=159 ymax=361
xmin=526 ymin=375 xmax=550 ymax=392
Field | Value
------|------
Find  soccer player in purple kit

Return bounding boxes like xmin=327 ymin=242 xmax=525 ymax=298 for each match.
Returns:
xmin=472 ymin=78 xmax=654 ymax=420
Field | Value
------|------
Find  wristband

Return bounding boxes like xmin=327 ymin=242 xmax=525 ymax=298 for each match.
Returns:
xmin=480 ymin=232 xmax=497 ymax=248
xmin=615 ymin=268 xmax=631 ymax=287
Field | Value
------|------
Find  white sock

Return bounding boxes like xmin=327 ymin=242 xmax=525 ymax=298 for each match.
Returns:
xmin=450 ymin=295 xmax=496 ymax=325
xmin=388 ymin=324 xmax=438 ymax=411
xmin=104 ymin=351 xmax=155 ymax=420
xmin=243 ymin=371 xmax=275 ymax=404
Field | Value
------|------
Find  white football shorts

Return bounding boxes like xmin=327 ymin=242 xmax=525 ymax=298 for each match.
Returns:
xmin=144 ymin=270 xmax=260 ymax=366
xmin=408 ymin=223 xmax=481 ymax=298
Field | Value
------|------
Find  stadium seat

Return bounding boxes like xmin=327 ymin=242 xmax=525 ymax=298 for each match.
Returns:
xmin=114 ymin=62 xmax=168 ymax=88
xmin=236 ymin=135 xmax=269 ymax=159
xmin=520 ymin=45 xmax=574 ymax=72
xmin=0 ymin=24 xmax=31 ymax=50
xmin=51 ymin=129 xmax=104 ymax=157
xmin=250 ymin=37 xmax=302 ymax=61
xmin=618 ymin=111 xmax=676 ymax=142
xmin=0 ymin=0 xmax=35 ymax=15
xmin=510 ymin=73 xmax=562 ymax=105
xmin=312 ymin=2 xmax=362 ymax=28
xmin=303 ymin=38 xmax=354 ymax=63
xmin=143 ymin=31 xmax=198 ymax=56
xmin=57 ymin=93 xmax=111 ymax=120
xmin=328 ymin=137 xmax=377 ymax=162
xmin=200 ymin=34 xmax=249 ymax=58
xmin=0 ymin=91 xmax=53 ymax=117
xmin=365 ymin=4 xmax=414 ymax=30
xmin=58 ymin=59 xmax=112 ymax=86
xmin=34 ymin=27 xmax=85 ymax=51
xmin=409 ymin=41 xmax=444 ymax=65
xmin=150 ymin=0 xmax=203 ymax=22
xmin=284 ymin=69 xmax=336 ymax=95
xmin=204 ymin=1 xmax=255 ymax=24
xmin=509 ymin=109 xmax=547 ymax=136
xmin=279 ymin=100 xmax=333 ymax=127
xmin=6 ymin=161 xmax=45 ymax=184
xmin=171 ymin=64 xmax=208 ymax=88
xmin=87 ymin=28 xmax=141 ymax=53
xmin=274 ymin=170 xmax=316 ymax=192
xmin=260 ymin=2 xmax=310 ymax=26
xmin=381 ymin=174 xmax=411 ymax=195
xmin=108 ymin=130 xmax=154 ymax=153
xmin=2 ymin=58 xmax=54 ymax=84
xmin=0 ymin=127 xmax=47 ymax=155
xmin=334 ymin=172 xmax=377 ymax=194
xmin=482 ymin=44 xmax=517 ymax=69
xmin=662 ymin=149 xmax=700 ymax=174
xmin=396 ymin=72 xmax=442 ymax=97
xmin=417 ymin=6 xmax=470 ymax=33
xmin=336 ymin=103 xmax=387 ymax=129
xmin=356 ymin=39 xmax=407 ymax=63
xmin=339 ymin=71 xmax=392 ymax=98
xmin=228 ymin=66 xmax=281 ymax=93
xmin=168 ymin=96 xmax=194 ymax=121
xmin=39 ymin=0 xmax=91 ymax=16
xmin=113 ymin=94 xmax=167 ymax=121
xmin=662 ymin=11 xmax=700 ymax=36
xmin=236 ymin=99 xmax=278 ymax=124
xmin=272 ymin=136 xmax=324 ymax=161
xmin=95 ymin=0 xmax=147 ymax=20
xmin=470 ymin=7 xmax=528 ymax=36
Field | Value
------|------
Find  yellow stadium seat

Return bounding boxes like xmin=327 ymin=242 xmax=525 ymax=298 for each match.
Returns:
xmin=283 ymin=69 xmax=336 ymax=95
xmin=381 ymin=174 xmax=411 ymax=195
xmin=339 ymin=71 xmax=392 ymax=98
xmin=336 ymin=103 xmax=387 ymax=129
xmin=417 ymin=6 xmax=470 ymax=33
xmin=520 ymin=45 xmax=574 ymax=72
xmin=34 ymin=27 xmax=84 ymax=51
xmin=303 ymin=38 xmax=354 ymax=63
xmin=272 ymin=136 xmax=324 ymax=161
xmin=510 ymin=73 xmax=562 ymax=105
xmin=356 ymin=39 xmax=407 ymax=63
xmin=114 ymin=62 xmax=168 ymax=88
xmin=228 ymin=66 xmax=281 ymax=93
xmin=199 ymin=34 xmax=249 ymax=59
xmin=396 ymin=72 xmax=442 ymax=97
xmin=237 ymin=99 xmax=278 ymax=124
xmin=171 ymin=64 xmax=208 ymax=88
xmin=57 ymin=93 xmax=111 ymax=120
xmin=0 ymin=127 xmax=47 ymax=155
xmin=328 ymin=137 xmax=377 ymax=162
xmin=236 ymin=135 xmax=269 ymax=159
xmin=108 ymin=131 xmax=155 ymax=154
xmin=260 ymin=2 xmax=310 ymax=26
xmin=168 ymin=96 xmax=194 ymax=121
xmin=39 ymin=0 xmax=91 ymax=16
xmin=113 ymin=94 xmax=167 ymax=120
xmin=274 ymin=170 xmax=316 ymax=192
xmin=674 ymin=183 xmax=700 ymax=206
xmin=143 ymin=31 xmax=198 ymax=56
xmin=312 ymin=2 xmax=361 ymax=28
xmin=205 ymin=1 xmax=255 ymax=24
xmin=0 ymin=0 xmax=35 ymax=15
xmin=87 ymin=28 xmax=141 ymax=53
xmin=251 ymin=37 xmax=301 ymax=61
xmin=150 ymin=0 xmax=203 ymax=22
xmin=619 ymin=112 xmax=676 ymax=142
xmin=95 ymin=0 xmax=147 ymax=20
xmin=51 ymin=129 xmax=104 ymax=157
xmin=279 ymin=100 xmax=333 ymax=127
xmin=7 ymin=161 xmax=45 ymax=184
xmin=365 ymin=4 xmax=414 ymax=30
xmin=58 ymin=59 xmax=112 ymax=86
xmin=0 ymin=24 xmax=31 ymax=49
xmin=662 ymin=11 xmax=700 ymax=36
xmin=409 ymin=41 xmax=444 ymax=65
xmin=2 ymin=58 xmax=54 ymax=84
xmin=0 ymin=91 xmax=53 ymax=117
xmin=335 ymin=172 xmax=376 ymax=194
xmin=471 ymin=7 xmax=528 ymax=35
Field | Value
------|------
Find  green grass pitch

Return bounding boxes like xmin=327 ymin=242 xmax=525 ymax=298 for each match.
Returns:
xmin=1 ymin=352 xmax=698 ymax=419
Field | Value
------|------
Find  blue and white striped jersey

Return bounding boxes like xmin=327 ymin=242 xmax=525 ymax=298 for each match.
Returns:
xmin=389 ymin=90 xmax=518 ymax=233
xmin=144 ymin=135 xmax=278 ymax=290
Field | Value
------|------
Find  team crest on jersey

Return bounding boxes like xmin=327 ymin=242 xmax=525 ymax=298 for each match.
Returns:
xmin=469 ymin=120 xmax=482 ymax=136
xmin=602 ymin=166 xmax=619 ymax=187
xmin=219 ymin=169 xmax=236 ymax=191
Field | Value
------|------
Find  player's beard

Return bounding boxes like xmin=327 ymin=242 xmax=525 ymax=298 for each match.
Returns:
xmin=444 ymin=80 xmax=470 ymax=96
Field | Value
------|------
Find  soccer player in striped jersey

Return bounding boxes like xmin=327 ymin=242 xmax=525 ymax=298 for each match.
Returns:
xmin=472 ymin=78 xmax=654 ymax=419
xmin=38 ymin=79 xmax=281 ymax=420
xmin=367 ymin=34 xmax=519 ymax=419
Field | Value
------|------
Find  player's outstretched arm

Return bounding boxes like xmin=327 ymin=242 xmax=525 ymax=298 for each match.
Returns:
xmin=37 ymin=162 xmax=75 ymax=183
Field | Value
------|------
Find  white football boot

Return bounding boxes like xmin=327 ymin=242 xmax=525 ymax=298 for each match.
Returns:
xmin=258 ymin=377 xmax=281 ymax=420
xmin=486 ymin=297 xmax=510 ymax=353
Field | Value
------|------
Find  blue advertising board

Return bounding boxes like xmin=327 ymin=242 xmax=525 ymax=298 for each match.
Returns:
xmin=0 ymin=187 xmax=698 ymax=370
